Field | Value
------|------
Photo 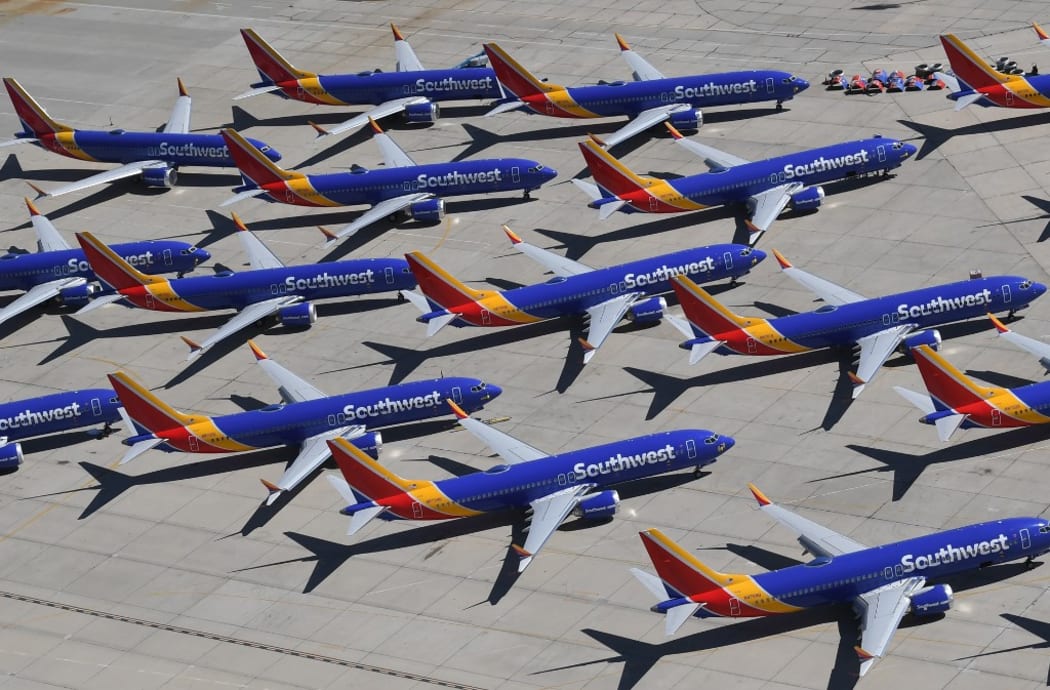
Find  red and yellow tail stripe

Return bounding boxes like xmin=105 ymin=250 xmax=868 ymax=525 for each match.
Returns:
xmin=329 ymin=438 xmax=482 ymax=519
xmin=579 ymin=139 xmax=706 ymax=213
xmin=77 ymin=232 xmax=164 ymax=289
xmin=940 ymin=34 xmax=1009 ymax=88
xmin=240 ymin=28 xmax=313 ymax=83
xmin=3 ymin=78 xmax=71 ymax=136
xmin=221 ymin=128 xmax=299 ymax=183
xmin=483 ymin=42 xmax=598 ymax=118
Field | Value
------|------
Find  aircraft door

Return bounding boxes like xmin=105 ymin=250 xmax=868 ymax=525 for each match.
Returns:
xmin=412 ymin=501 xmax=424 ymax=518
xmin=90 ymin=397 xmax=102 ymax=417
xmin=686 ymin=439 xmax=697 ymax=459
xmin=648 ymin=195 xmax=659 ymax=211
xmin=1002 ymin=284 xmax=1012 ymax=304
xmin=894 ymin=564 xmax=904 ymax=577
xmin=1006 ymin=91 xmax=1015 ymax=106
xmin=746 ymin=337 xmax=758 ymax=354
xmin=1022 ymin=528 xmax=1032 ymax=549
xmin=877 ymin=145 xmax=886 ymax=163
xmin=451 ymin=386 xmax=463 ymax=404
xmin=163 ymin=249 xmax=173 ymax=266
xmin=481 ymin=309 xmax=492 ymax=325
xmin=511 ymin=167 xmax=520 ymax=184
xmin=384 ymin=267 xmax=395 ymax=285
xmin=765 ymin=77 xmax=774 ymax=95
xmin=991 ymin=408 xmax=1002 ymax=426
xmin=188 ymin=435 xmax=199 ymax=452
xmin=723 ymin=252 xmax=733 ymax=270
xmin=729 ymin=598 xmax=741 ymax=616
xmin=145 ymin=293 xmax=155 ymax=309
xmin=545 ymin=101 xmax=556 ymax=115
xmin=883 ymin=566 xmax=893 ymax=580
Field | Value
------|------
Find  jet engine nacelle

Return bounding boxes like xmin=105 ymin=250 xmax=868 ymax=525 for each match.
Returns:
xmin=910 ymin=584 xmax=953 ymax=616
xmin=904 ymin=329 xmax=942 ymax=351
xmin=278 ymin=302 xmax=317 ymax=328
xmin=627 ymin=296 xmax=667 ymax=324
xmin=58 ymin=283 xmax=100 ymax=307
xmin=572 ymin=490 xmax=620 ymax=520
xmin=142 ymin=166 xmax=177 ymax=188
xmin=667 ymin=108 xmax=703 ymax=132
xmin=409 ymin=198 xmax=446 ymax=223
xmin=0 ymin=441 xmax=24 ymax=470
xmin=347 ymin=432 xmax=382 ymax=460
xmin=404 ymin=101 xmax=440 ymax=124
xmin=789 ymin=186 xmax=824 ymax=212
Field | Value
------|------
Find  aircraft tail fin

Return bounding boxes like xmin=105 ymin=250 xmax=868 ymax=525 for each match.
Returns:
xmin=482 ymin=42 xmax=563 ymax=99
xmin=578 ymin=137 xmax=651 ymax=198
xmin=3 ymin=78 xmax=72 ymax=137
xmin=75 ymin=232 xmax=162 ymax=291
xmin=404 ymin=251 xmax=489 ymax=309
xmin=239 ymin=28 xmax=315 ymax=83
xmin=671 ymin=275 xmax=756 ymax=336
xmin=106 ymin=371 xmax=203 ymax=436
xmin=639 ymin=528 xmax=743 ymax=597
xmin=939 ymin=34 xmax=1015 ymax=89
xmin=327 ymin=437 xmax=418 ymax=500
xmin=909 ymin=344 xmax=1001 ymax=410
xmin=220 ymin=128 xmax=301 ymax=186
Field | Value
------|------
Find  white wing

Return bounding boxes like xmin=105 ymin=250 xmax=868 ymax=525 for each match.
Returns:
xmin=516 ymin=484 xmax=595 ymax=571
xmin=315 ymin=97 xmax=430 ymax=139
xmin=669 ymin=135 xmax=751 ymax=169
xmin=616 ymin=35 xmax=665 ymax=81
xmin=991 ymin=315 xmax=1050 ymax=370
xmin=28 ymin=204 xmax=71 ymax=252
xmin=184 ymin=296 xmax=300 ymax=361
xmin=0 ymin=277 xmax=83 ymax=327
xmin=251 ymin=339 xmax=327 ymax=402
xmin=371 ymin=125 xmax=417 ymax=168
xmin=506 ymin=228 xmax=593 ymax=277
xmin=453 ymin=410 xmax=548 ymax=465
xmin=851 ymin=325 xmax=915 ymax=397
xmin=324 ymin=193 xmax=432 ymax=244
xmin=163 ymin=79 xmax=192 ymax=134
xmin=266 ymin=426 xmax=366 ymax=504
xmin=854 ymin=577 xmax=926 ymax=676
xmin=234 ymin=216 xmax=284 ymax=270
xmin=774 ymin=252 xmax=868 ymax=306
xmin=35 ymin=160 xmax=166 ymax=198
xmin=393 ymin=28 xmax=425 ymax=72
xmin=600 ymin=104 xmax=692 ymax=149
xmin=581 ymin=292 xmax=642 ymax=363
xmin=753 ymin=486 xmax=867 ymax=557
xmin=747 ymin=183 xmax=802 ymax=243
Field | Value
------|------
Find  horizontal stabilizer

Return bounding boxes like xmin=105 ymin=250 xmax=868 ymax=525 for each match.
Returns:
xmin=953 ymin=92 xmax=984 ymax=110
xmin=220 ymin=188 xmax=267 ymax=207
xmin=426 ymin=311 xmax=458 ymax=337
xmin=665 ymin=602 xmax=702 ymax=636
xmin=630 ymin=566 xmax=668 ymax=600
xmin=233 ymin=84 xmax=281 ymax=100
xmin=598 ymin=199 xmax=627 ymax=220
xmin=399 ymin=289 xmax=432 ymax=315
xmin=76 ymin=293 xmax=124 ymax=315
xmin=570 ymin=178 xmax=603 ymax=202
xmin=119 ymin=436 xmax=165 ymax=465
xmin=935 ymin=413 xmax=967 ymax=443
xmin=325 ymin=473 xmax=356 ymax=505
xmin=689 ymin=340 xmax=724 ymax=366
xmin=0 ymin=137 xmax=36 ymax=148
xmin=484 ymin=99 xmax=524 ymax=117
xmin=893 ymin=386 xmax=936 ymax=415
xmin=932 ymin=71 xmax=961 ymax=93
xmin=664 ymin=314 xmax=695 ymax=339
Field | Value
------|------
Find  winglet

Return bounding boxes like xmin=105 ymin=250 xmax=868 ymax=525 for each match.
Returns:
xmin=989 ymin=312 xmax=1010 ymax=333
xmin=260 ymin=478 xmax=280 ymax=493
xmin=1035 ymin=21 xmax=1050 ymax=44
xmin=588 ymin=133 xmax=607 ymax=147
xmin=391 ymin=22 xmax=406 ymax=42
xmin=748 ymin=483 xmax=772 ymax=507
xmin=847 ymin=371 xmax=866 ymax=386
xmin=180 ymin=335 xmax=202 ymax=354
xmin=368 ymin=116 xmax=384 ymax=135
xmin=664 ymin=122 xmax=684 ymax=140
xmin=771 ymin=249 xmax=792 ymax=269
xmin=447 ymin=398 xmax=469 ymax=419
xmin=615 ymin=33 xmax=631 ymax=52
xmin=503 ymin=224 xmax=523 ymax=245
xmin=855 ymin=646 xmax=875 ymax=662
xmin=318 ymin=225 xmax=339 ymax=242
xmin=309 ymin=121 xmax=331 ymax=137
xmin=230 ymin=211 xmax=249 ymax=232
xmin=511 ymin=543 xmax=532 ymax=558
xmin=177 ymin=77 xmax=189 ymax=98
xmin=23 ymin=196 xmax=40 ymax=216
xmin=248 ymin=339 xmax=268 ymax=361
xmin=26 ymin=181 xmax=48 ymax=199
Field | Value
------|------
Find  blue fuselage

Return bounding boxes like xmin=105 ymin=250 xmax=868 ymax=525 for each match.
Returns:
xmin=0 ymin=388 xmax=121 ymax=440
xmin=31 ymin=130 xmax=281 ymax=167
xmin=286 ymin=69 xmax=503 ymax=105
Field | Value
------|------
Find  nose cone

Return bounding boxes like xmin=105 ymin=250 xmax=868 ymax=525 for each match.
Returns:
xmin=541 ymin=166 xmax=558 ymax=184
xmin=483 ymin=383 xmax=503 ymax=401
xmin=901 ymin=142 xmax=918 ymax=159
xmin=1033 ymin=281 xmax=1048 ymax=299
xmin=793 ymin=76 xmax=810 ymax=93
xmin=195 ymin=247 xmax=212 ymax=264
xmin=718 ymin=435 xmax=735 ymax=453
xmin=749 ymin=248 xmax=768 ymax=266
xmin=266 ymin=146 xmax=283 ymax=163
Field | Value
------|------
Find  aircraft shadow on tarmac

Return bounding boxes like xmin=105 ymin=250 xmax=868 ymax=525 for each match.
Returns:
xmin=898 ymin=114 xmax=1050 ymax=161
xmin=538 ymin=560 xmax=1039 ymax=690
xmin=955 ymin=612 xmax=1050 ymax=684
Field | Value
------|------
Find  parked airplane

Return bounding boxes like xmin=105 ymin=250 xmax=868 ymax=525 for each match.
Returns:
xmin=219 ymin=121 xmax=555 ymax=244
xmin=0 ymin=388 xmax=123 ymax=469
xmin=894 ymin=318 xmax=1050 ymax=441
xmin=399 ymin=226 xmax=764 ymax=363
xmin=238 ymin=24 xmax=501 ymax=138
xmin=575 ymin=126 xmax=916 ymax=243
xmin=327 ymin=399 xmax=733 ymax=571
xmin=632 ymin=484 xmax=1050 ymax=676
xmin=668 ymin=251 xmax=1046 ymax=397
xmin=0 ymin=78 xmax=281 ymax=198
xmin=483 ymin=36 xmax=808 ymax=148
xmin=937 ymin=33 xmax=1050 ymax=110
xmin=73 ymin=217 xmax=415 ymax=360
xmin=109 ymin=341 xmax=501 ymax=504
xmin=0 ymin=198 xmax=207 ymax=330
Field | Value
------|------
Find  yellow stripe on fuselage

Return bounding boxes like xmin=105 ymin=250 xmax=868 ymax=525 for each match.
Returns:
xmin=282 ymin=177 xmax=344 ymax=206
xmin=143 ymin=282 xmax=208 ymax=312
xmin=545 ymin=89 xmax=600 ymax=118
xmin=54 ymin=131 xmax=96 ymax=162
xmin=477 ymin=292 xmax=546 ymax=325
xmin=742 ymin=321 xmax=812 ymax=354
xmin=1003 ymin=79 xmax=1050 ymax=107
xmin=408 ymin=484 xmax=485 ymax=518
xmin=983 ymin=390 xmax=1050 ymax=425
xmin=638 ymin=177 xmax=707 ymax=212
xmin=725 ymin=576 xmax=805 ymax=614
xmin=296 ymin=77 xmax=347 ymax=106
xmin=185 ymin=418 xmax=255 ymax=452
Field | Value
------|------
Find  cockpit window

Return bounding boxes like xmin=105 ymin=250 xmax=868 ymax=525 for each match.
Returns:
xmin=740 ymin=247 xmax=753 ymax=256
xmin=528 ymin=165 xmax=543 ymax=173
xmin=470 ymin=382 xmax=488 ymax=392
xmin=704 ymin=434 xmax=719 ymax=444
xmin=259 ymin=145 xmax=271 ymax=153
xmin=1020 ymin=280 xmax=1033 ymax=290
xmin=1040 ymin=524 xmax=1050 ymax=533
xmin=892 ymin=142 xmax=903 ymax=150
